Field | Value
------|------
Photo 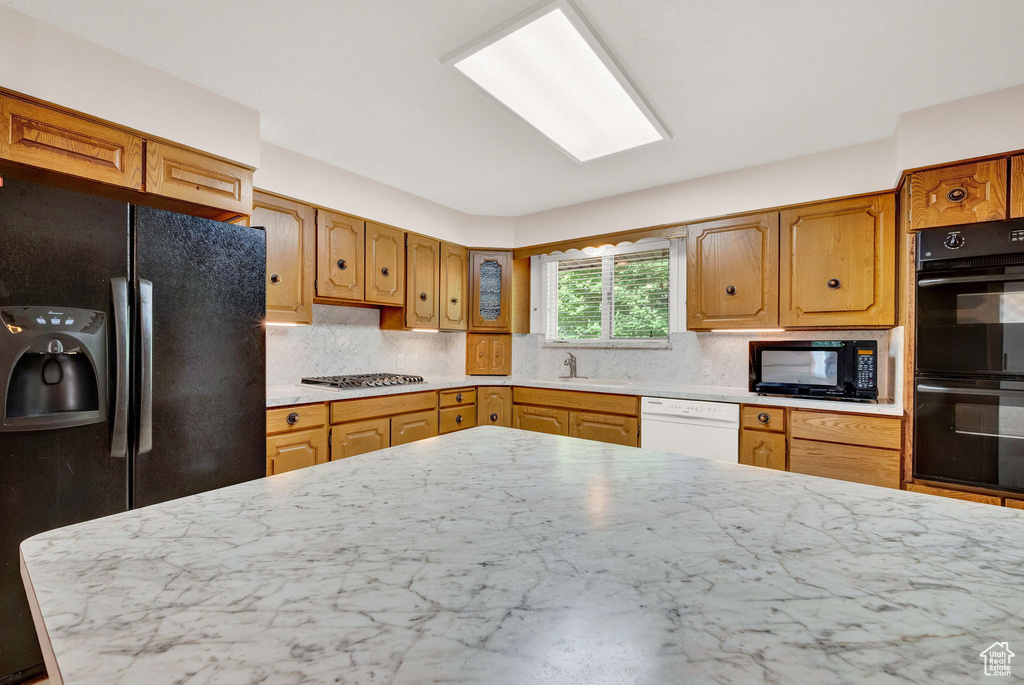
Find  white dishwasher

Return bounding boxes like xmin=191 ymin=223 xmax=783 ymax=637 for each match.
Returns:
xmin=640 ymin=397 xmax=740 ymax=462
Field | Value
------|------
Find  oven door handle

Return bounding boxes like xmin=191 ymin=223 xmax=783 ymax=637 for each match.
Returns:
xmin=917 ymin=383 xmax=1024 ymax=398
xmin=918 ymin=273 xmax=1024 ymax=287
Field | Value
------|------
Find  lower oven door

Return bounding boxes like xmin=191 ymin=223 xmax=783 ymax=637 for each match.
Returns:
xmin=915 ymin=378 xmax=1024 ymax=494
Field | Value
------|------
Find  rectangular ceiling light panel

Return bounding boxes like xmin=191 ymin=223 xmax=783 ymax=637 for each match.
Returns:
xmin=448 ymin=2 xmax=667 ymax=162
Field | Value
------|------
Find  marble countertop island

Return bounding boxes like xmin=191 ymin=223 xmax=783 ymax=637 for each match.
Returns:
xmin=21 ymin=427 xmax=1023 ymax=684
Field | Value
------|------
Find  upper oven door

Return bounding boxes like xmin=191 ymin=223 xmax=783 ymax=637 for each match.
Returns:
xmin=917 ymin=266 xmax=1024 ymax=377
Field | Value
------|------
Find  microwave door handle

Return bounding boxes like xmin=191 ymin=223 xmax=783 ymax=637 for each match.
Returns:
xmin=917 ymin=383 xmax=1024 ymax=398
xmin=918 ymin=273 xmax=1024 ymax=287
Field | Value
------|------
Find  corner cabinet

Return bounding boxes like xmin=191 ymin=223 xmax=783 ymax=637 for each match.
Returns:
xmin=316 ymin=210 xmax=365 ymax=302
xmin=686 ymin=212 xmax=779 ymax=330
xmin=467 ymin=333 xmax=511 ymax=375
xmin=255 ymin=191 xmax=316 ymax=325
xmin=779 ymin=193 xmax=896 ymax=328
xmin=469 ymin=250 xmax=512 ymax=332
xmin=477 ymin=387 xmax=512 ymax=427
xmin=439 ymin=242 xmax=469 ymax=330
xmin=365 ymin=222 xmax=405 ymax=305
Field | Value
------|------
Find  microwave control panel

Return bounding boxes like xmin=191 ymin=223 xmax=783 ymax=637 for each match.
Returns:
xmin=854 ymin=348 xmax=876 ymax=390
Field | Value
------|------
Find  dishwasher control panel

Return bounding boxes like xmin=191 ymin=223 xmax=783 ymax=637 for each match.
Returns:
xmin=640 ymin=397 xmax=739 ymax=422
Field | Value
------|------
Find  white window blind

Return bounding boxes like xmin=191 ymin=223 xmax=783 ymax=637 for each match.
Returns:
xmin=543 ymin=241 xmax=672 ymax=343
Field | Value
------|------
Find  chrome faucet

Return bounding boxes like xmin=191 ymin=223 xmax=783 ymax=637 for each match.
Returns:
xmin=560 ymin=352 xmax=586 ymax=379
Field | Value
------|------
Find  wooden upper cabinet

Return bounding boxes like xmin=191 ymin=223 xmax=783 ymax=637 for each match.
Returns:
xmin=254 ymin=191 xmax=315 ymax=325
xmin=145 ymin=141 xmax=253 ymax=217
xmin=1012 ymin=156 xmax=1024 ymax=219
xmin=780 ymin=193 xmax=896 ymax=328
xmin=686 ymin=212 xmax=779 ymax=330
xmin=469 ymin=250 xmax=513 ymax=332
xmin=466 ymin=333 xmax=512 ymax=375
xmin=0 ymin=94 xmax=142 ymax=189
xmin=908 ymin=159 xmax=1007 ymax=231
xmin=440 ymin=242 xmax=469 ymax=330
xmin=365 ymin=222 xmax=405 ymax=305
xmin=406 ymin=234 xmax=440 ymax=328
xmin=316 ymin=210 xmax=365 ymax=301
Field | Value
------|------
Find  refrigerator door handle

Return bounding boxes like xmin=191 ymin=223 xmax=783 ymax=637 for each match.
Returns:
xmin=138 ymin=279 xmax=154 ymax=455
xmin=110 ymin=277 xmax=130 ymax=458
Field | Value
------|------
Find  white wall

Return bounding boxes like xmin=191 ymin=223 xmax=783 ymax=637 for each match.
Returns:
xmin=0 ymin=4 xmax=260 ymax=167
xmin=254 ymin=142 xmax=515 ymax=248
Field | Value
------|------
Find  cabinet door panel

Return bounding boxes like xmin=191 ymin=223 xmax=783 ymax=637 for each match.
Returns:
xmin=569 ymin=411 xmax=638 ymax=446
xmin=365 ymin=222 xmax=405 ymax=305
xmin=406 ymin=234 xmax=440 ymax=328
xmin=789 ymin=438 xmax=899 ymax=489
xmin=466 ymin=333 xmax=511 ymax=375
xmin=317 ymin=210 xmax=365 ymax=300
xmin=255 ymin=191 xmax=315 ymax=325
xmin=331 ymin=418 xmax=390 ymax=460
xmin=477 ymin=387 xmax=512 ymax=427
xmin=513 ymin=405 xmax=569 ymax=436
xmin=469 ymin=250 xmax=512 ymax=332
xmin=686 ymin=213 xmax=779 ymax=330
xmin=780 ymin=193 xmax=895 ymax=327
xmin=440 ymin=242 xmax=468 ymax=330
xmin=1012 ymin=156 xmax=1024 ymax=219
xmin=909 ymin=159 xmax=1007 ymax=230
xmin=739 ymin=429 xmax=786 ymax=470
xmin=266 ymin=427 xmax=328 ymax=476
xmin=391 ymin=409 xmax=438 ymax=445
xmin=145 ymin=141 xmax=253 ymax=216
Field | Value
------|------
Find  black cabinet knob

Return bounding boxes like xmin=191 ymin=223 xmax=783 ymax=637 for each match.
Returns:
xmin=757 ymin=412 xmax=770 ymax=424
xmin=269 ymin=273 xmax=281 ymax=284
xmin=451 ymin=297 xmax=458 ymax=304
xmin=946 ymin=187 xmax=968 ymax=202
xmin=827 ymin=278 xmax=841 ymax=289
xmin=420 ymin=292 xmax=428 ymax=301
xmin=725 ymin=285 xmax=736 ymax=295
xmin=490 ymin=413 xmax=498 ymax=422
xmin=456 ymin=393 xmax=463 ymax=402
xmin=337 ymin=259 xmax=347 ymax=270
xmin=455 ymin=414 xmax=463 ymax=424
xmin=287 ymin=412 xmax=299 ymax=425
xmin=381 ymin=267 xmax=390 ymax=277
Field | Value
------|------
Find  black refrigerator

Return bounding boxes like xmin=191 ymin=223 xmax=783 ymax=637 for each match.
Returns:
xmin=0 ymin=177 xmax=266 ymax=683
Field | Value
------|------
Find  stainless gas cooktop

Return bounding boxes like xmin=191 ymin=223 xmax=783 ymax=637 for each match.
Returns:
xmin=300 ymin=373 xmax=425 ymax=389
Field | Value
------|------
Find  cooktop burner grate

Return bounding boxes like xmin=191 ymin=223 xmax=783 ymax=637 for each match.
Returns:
xmin=301 ymin=373 xmax=425 ymax=389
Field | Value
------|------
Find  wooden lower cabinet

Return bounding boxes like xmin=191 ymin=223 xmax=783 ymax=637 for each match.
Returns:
xmin=440 ymin=405 xmax=476 ymax=434
xmin=332 ymin=418 xmax=390 ymax=460
xmin=905 ymin=483 xmax=1002 ymax=506
xmin=789 ymin=438 xmax=900 ymax=489
xmin=739 ymin=429 xmax=786 ymax=470
xmin=266 ymin=427 xmax=328 ymax=476
xmin=477 ymin=387 xmax=512 ymax=427
xmin=1005 ymin=498 xmax=1024 ymax=510
xmin=391 ymin=409 xmax=439 ymax=445
xmin=568 ymin=411 xmax=638 ymax=446
xmin=513 ymin=405 xmax=569 ymax=436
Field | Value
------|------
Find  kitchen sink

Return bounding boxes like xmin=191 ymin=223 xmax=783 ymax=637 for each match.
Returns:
xmin=559 ymin=378 xmax=634 ymax=387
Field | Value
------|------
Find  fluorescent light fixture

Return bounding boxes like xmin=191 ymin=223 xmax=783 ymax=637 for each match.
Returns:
xmin=265 ymin=321 xmax=304 ymax=327
xmin=445 ymin=0 xmax=668 ymax=163
xmin=411 ymin=328 xmax=440 ymax=333
xmin=709 ymin=329 xmax=786 ymax=333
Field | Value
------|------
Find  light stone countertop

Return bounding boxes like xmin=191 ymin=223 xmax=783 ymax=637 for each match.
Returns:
xmin=267 ymin=376 xmax=903 ymax=416
xmin=20 ymin=427 xmax=1024 ymax=684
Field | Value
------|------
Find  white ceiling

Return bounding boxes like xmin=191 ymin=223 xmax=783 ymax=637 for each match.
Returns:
xmin=7 ymin=0 xmax=1024 ymax=216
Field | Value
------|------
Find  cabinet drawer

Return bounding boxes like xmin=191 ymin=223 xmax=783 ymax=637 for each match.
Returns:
xmin=790 ymin=411 xmax=901 ymax=450
xmin=513 ymin=387 xmax=638 ymax=416
xmin=905 ymin=483 xmax=1001 ymax=506
xmin=741 ymin=405 xmax=786 ymax=432
xmin=266 ymin=404 xmax=327 ymax=435
xmin=789 ymin=439 xmax=900 ymax=489
xmin=145 ymin=141 xmax=253 ymax=216
xmin=331 ymin=418 xmax=390 ymax=460
xmin=0 ymin=95 xmax=143 ymax=189
xmin=909 ymin=159 xmax=1007 ymax=230
xmin=331 ymin=391 xmax=437 ymax=424
xmin=391 ymin=409 xmax=438 ymax=445
xmin=266 ymin=427 xmax=328 ymax=476
xmin=439 ymin=405 xmax=476 ymax=434
xmin=439 ymin=388 xmax=476 ymax=408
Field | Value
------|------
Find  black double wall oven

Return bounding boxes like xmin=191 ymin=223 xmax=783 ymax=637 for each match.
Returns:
xmin=915 ymin=220 xmax=1024 ymax=494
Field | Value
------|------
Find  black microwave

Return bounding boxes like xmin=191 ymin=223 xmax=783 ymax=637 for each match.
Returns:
xmin=749 ymin=340 xmax=878 ymax=400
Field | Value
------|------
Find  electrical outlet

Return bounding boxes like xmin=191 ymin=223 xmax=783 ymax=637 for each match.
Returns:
xmin=396 ymin=354 xmax=405 ymax=370
xmin=701 ymin=359 xmax=712 ymax=376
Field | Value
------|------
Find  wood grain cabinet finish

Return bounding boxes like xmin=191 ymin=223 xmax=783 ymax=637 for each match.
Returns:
xmin=0 ymin=94 xmax=143 ymax=189
xmin=391 ymin=409 xmax=439 ymax=445
xmin=440 ymin=242 xmax=469 ymax=330
xmin=789 ymin=439 xmax=900 ymax=489
xmin=477 ymin=387 xmax=512 ymax=427
xmin=466 ymin=333 xmax=512 ymax=375
xmin=905 ymin=482 xmax=1001 ymax=505
xmin=255 ymin=191 xmax=316 ymax=325
xmin=512 ymin=387 xmax=639 ymax=416
xmin=266 ymin=427 xmax=328 ymax=476
xmin=908 ymin=159 xmax=1007 ymax=230
xmin=790 ymin=411 xmax=901 ymax=451
xmin=365 ymin=222 xmax=405 ymax=305
xmin=266 ymin=404 xmax=327 ymax=435
xmin=331 ymin=418 xmax=390 ymax=460
xmin=440 ymin=405 xmax=477 ymax=434
xmin=739 ymin=429 xmax=787 ymax=470
xmin=1004 ymin=498 xmax=1024 ymax=510
xmin=469 ymin=250 xmax=513 ymax=332
xmin=439 ymin=388 xmax=476 ymax=408
xmin=145 ymin=141 xmax=253 ymax=216
xmin=316 ymin=210 xmax=365 ymax=301
xmin=1012 ymin=156 xmax=1024 ymax=219
xmin=513 ymin=405 xmax=569 ymax=436
xmin=330 ymin=391 xmax=437 ymax=424
xmin=405 ymin=234 xmax=441 ymax=328
xmin=780 ymin=193 xmax=896 ymax=328
xmin=686 ymin=212 xmax=779 ymax=330
xmin=740 ymin=405 xmax=785 ymax=433
xmin=569 ymin=411 xmax=638 ymax=447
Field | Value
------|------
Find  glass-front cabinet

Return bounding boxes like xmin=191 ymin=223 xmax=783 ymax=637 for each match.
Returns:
xmin=469 ymin=249 xmax=512 ymax=332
